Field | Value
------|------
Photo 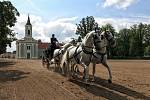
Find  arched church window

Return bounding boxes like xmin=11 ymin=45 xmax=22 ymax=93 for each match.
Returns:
xmin=28 ymin=30 xmax=30 ymax=35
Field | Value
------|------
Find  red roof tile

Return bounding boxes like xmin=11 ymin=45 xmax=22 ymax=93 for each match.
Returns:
xmin=38 ymin=43 xmax=49 ymax=49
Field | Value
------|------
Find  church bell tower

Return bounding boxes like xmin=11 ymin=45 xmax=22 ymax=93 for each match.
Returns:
xmin=25 ymin=14 xmax=32 ymax=38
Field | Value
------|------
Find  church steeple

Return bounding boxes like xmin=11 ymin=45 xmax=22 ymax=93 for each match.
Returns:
xmin=26 ymin=14 xmax=31 ymax=25
xmin=25 ymin=14 xmax=32 ymax=38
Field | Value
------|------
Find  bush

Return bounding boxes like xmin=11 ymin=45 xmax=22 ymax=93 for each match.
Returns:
xmin=144 ymin=46 xmax=150 ymax=56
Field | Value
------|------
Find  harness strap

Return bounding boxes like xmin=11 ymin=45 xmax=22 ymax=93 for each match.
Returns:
xmin=73 ymin=45 xmax=80 ymax=64
xmin=68 ymin=46 xmax=82 ymax=63
xmin=82 ymin=44 xmax=93 ymax=54
xmin=92 ymin=52 xmax=106 ymax=62
xmin=83 ymin=45 xmax=93 ymax=49
xmin=107 ymin=37 xmax=113 ymax=42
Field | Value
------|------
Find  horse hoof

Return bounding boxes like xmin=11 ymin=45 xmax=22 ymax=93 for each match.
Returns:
xmin=108 ymin=79 xmax=112 ymax=83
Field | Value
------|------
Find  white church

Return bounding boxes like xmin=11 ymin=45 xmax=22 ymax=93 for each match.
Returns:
xmin=16 ymin=15 xmax=49 ymax=59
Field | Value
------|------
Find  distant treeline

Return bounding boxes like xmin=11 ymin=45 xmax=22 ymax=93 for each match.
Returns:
xmin=108 ymin=23 xmax=150 ymax=59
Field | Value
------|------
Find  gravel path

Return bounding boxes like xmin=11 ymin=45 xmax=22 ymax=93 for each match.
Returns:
xmin=0 ymin=58 xmax=150 ymax=100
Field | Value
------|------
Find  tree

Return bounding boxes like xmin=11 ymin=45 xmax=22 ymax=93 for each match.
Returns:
xmin=129 ymin=23 xmax=145 ymax=57
xmin=116 ymin=28 xmax=131 ymax=57
xmin=0 ymin=1 xmax=20 ymax=54
xmin=101 ymin=23 xmax=116 ymax=36
xmin=143 ymin=24 xmax=150 ymax=47
xmin=144 ymin=46 xmax=150 ymax=56
xmin=77 ymin=36 xmax=82 ymax=42
xmin=76 ymin=16 xmax=97 ymax=38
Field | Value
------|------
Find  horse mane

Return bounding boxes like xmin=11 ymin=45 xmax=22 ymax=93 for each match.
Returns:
xmin=62 ymin=43 xmax=73 ymax=51
xmin=82 ymin=31 xmax=95 ymax=47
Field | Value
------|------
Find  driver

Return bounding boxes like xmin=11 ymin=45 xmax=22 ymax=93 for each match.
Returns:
xmin=50 ymin=34 xmax=58 ymax=57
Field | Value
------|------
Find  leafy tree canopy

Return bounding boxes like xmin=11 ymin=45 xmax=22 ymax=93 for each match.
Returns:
xmin=0 ymin=1 xmax=20 ymax=54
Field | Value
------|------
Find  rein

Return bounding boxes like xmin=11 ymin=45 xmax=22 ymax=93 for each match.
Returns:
xmin=67 ymin=46 xmax=82 ymax=63
xmin=92 ymin=51 xmax=106 ymax=62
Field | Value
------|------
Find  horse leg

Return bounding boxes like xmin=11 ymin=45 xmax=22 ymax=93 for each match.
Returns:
xmin=80 ymin=62 xmax=89 ymax=83
xmin=42 ymin=59 xmax=44 ymax=66
xmin=91 ymin=63 xmax=96 ymax=82
xmin=70 ymin=63 xmax=74 ymax=77
xmin=102 ymin=62 xmax=112 ymax=83
xmin=46 ymin=59 xmax=50 ymax=70
xmin=74 ymin=64 xmax=80 ymax=78
xmin=54 ymin=63 xmax=57 ymax=72
xmin=75 ymin=65 xmax=80 ymax=73
xmin=71 ymin=63 xmax=78 ymax=78
xmin=58 ymin=62 xmax=61 ymax=73
xmin=57 ymin=62 xmax=60 ymax=72
xmin=67 ymin=62 xmax=72 ymax=80
xmin=61 ymin=62 xmax=65 ymax=75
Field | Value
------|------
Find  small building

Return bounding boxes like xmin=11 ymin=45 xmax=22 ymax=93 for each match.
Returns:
xmin=16 ymin=15 xmax=38 ymax=59
xmin=38 ymin=40 xmax=50 ymax=58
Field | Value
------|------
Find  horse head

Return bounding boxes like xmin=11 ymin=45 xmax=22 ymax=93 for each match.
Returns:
xmin=101 ymin=30 xmax=116 ymax=48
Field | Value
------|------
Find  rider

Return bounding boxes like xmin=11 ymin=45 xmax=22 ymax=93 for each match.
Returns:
xmin=50 ymin=34 xmax=58 ymax=57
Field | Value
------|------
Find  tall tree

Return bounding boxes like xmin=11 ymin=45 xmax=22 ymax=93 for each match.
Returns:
xmin=101 ymin=23 xmax=116 ymax=36
xmin=143 ymin=24 xmax=150 ymax=47
xmin=129 ymin=23 xmax=145 ymax=57
xmin=117 ymin=28 xmax=131 ymax=57
xmin=0 ymin=1 xmax=19 ymax=54
xmin=144 ymin=46 xmax=150 ymax=56
xmin=76 ymin=16 xmax=97 ymax=39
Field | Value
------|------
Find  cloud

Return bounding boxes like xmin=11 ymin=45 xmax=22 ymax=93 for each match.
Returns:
xmin=13 ymin=14 xmax=78 ymax=41
xmin=7 ymin=14 xmax=78 ymax=52
xmin=102 ymin=0 xmax=139 ymax=9
xmin=95 ymin=16 xmax=150 ymax=32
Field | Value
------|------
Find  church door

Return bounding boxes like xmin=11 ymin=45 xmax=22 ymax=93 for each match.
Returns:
xmin=27 ymin=53 xmax=30 ymax=59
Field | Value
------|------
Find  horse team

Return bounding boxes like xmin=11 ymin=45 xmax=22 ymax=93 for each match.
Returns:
xmin=42 ymin=30 xmax=116 ymax=84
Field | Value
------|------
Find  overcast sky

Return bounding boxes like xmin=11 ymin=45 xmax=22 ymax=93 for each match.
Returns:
xmin=6 ymin=0 xmax=150 ymax=52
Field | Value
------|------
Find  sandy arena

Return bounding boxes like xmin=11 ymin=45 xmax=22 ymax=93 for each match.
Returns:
xmin=0 ymin=58 xmax=150 ymax=100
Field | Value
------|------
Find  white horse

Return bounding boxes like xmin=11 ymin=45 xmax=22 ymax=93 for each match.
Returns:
xmin=61 ymin=30 xmax=116 ymax=83
xmin=61 ymin=31 xmax=101 ymax=83
xmin=90 ymin=30 xmax=116 ymax=83
xmin=49 ymin=42 xmax=74 ymax=71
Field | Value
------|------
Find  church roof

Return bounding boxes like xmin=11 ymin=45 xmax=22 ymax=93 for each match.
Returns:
xmin=26 ymin=15 xmax=31 ymax=25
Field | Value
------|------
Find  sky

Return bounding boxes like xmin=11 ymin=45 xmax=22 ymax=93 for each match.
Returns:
xmin=5 ymin=0 xmax=150 ymax=52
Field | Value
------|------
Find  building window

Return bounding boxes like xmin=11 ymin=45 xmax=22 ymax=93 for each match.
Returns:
xmin=28 ymin=30 xmax=30 ymax=35
xmin=27 ymin=46 xmax=30 ymax=50
xmin=21 ymin=44 xmax=24 ymax=57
